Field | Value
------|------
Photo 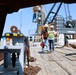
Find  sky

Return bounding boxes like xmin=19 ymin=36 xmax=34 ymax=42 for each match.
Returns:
xmin=3 ymin=3 xmax=76 ymax=36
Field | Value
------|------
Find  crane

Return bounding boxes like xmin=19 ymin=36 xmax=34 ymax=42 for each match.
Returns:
xmin=32 ymin=5 xmax=46 ymax=34
xmin=43 ymin=2 xmax=62 ymax=24
xmin=32 ymin=3 xmax=76 ymax=47
xmin=32 ymin=3 xmax=62 ymax=34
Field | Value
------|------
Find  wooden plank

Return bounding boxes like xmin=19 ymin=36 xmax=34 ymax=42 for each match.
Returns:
xmin=30 ymin=47 xmax=43 ymax=75
xmin=30 ymin=45 xmax=76 ymax=75
xmin=58 ymin=61 xmax=76 ymax=75
xmin=40 ymin=62 xmax=52 ymax=75
xmin=30 ymin=47 xmax=68 ymax=75
xmin=56 ymin=48 xmax=76 ymax=54
xmin=48 ymin=62 xmax=69 ymax=75
xmin=48 ymin=51 xmax=76 ymax=75
xmin=56 ymin=48 xmax=76 ymax=61
xmin=38 ymin=62 xmax=48 ymax=75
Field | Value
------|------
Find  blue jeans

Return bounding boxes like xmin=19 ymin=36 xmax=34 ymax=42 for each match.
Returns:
xmin=42 ymin=39 xmax=49 ymax=52
xmin=48 ymin=39 xmax=54 ymax=50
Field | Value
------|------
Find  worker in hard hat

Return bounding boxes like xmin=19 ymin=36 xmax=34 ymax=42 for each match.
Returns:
xmin=41 ymin=24 xmax=49 ymax=53
xmin=48 ymin=25 xmax=57 ymax=52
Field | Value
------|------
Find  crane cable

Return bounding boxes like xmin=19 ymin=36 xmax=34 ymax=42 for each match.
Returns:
xmin=67 ymin=4 xmax=72 ymax=20
xmin=64 ymin=4 xmax=72 ymax=21
xmin=64 ymin=3 xmax=68 ymax=21
xmin=19 ymin=10 xmax=22 ymax=33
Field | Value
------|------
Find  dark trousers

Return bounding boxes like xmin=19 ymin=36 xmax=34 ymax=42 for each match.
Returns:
xmin=48 ymin=39 xmax=54 ymax=50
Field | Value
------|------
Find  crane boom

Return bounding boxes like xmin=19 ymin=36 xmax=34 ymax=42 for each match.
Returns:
xmin=43 ymin=2 xmax=62 ymax=25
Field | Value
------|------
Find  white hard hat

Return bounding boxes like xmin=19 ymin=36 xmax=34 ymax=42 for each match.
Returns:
xmin=50 ymin=25 xmax=54 ymax=28
xmin=44 ymin=24 xmax=48 ymax=27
